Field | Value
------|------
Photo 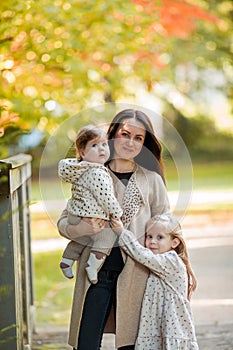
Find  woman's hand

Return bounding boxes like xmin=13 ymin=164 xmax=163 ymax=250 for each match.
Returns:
xmin=66 ymin=217 xmax=106 ymax=239
xmin=110 ymin=217 xmax=124 ymax=235
xmin=79 ymin=217 xmax=107 ymax=234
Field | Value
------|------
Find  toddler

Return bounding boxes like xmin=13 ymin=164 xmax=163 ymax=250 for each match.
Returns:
xmin=58 ymin=125 xmax=123 ymax=283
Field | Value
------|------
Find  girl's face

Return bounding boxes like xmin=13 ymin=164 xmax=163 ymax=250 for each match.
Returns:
xmin=113 ymin=119 xmax=146 ymax=161
xmin=145 ymin=222 xmax=180 ymax=254
xmin=80 ymin=135 xmax=110 ymax=164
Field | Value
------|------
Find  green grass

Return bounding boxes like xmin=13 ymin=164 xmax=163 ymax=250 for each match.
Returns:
xmin=164 ymin=160 xmax=233 ymax=191
xmin=192 ymin=161 xmax=233 ymax=190
xmin=33 ymin=250 xmax=75 ymax=326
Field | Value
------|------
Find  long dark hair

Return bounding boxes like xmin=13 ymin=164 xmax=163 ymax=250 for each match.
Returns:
xmin=107 ymin=109 xmax=165 ymax=182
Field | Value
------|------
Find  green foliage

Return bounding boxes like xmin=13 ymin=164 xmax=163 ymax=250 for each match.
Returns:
xmin=0 ymin=0 xmax=232 ymax=164
xmin=0 ymin=1 xmax=231 ymax=118
xmin=0 ymin=324 xmax=17 ymax=346
xmin=163 ymin=103 xmax=233 ymax=162
xmin=190 ymin=132 xmax=233 ymax=161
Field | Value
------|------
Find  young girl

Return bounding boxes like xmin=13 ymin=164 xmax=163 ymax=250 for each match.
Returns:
xmin=118 ymin=214 xmax=199 ymax=350
xmin=58 ymin=125 xmax=123 ymax=283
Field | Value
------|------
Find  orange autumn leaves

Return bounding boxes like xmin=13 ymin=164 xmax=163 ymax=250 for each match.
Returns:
xmin=132 ymin=0 xmax=218 ymax=39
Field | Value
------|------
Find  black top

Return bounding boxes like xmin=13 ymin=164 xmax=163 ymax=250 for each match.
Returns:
xmin=101 ymin=170 xmax=133 ymax=272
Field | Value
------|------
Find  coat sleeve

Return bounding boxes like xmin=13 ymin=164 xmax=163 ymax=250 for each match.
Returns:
xmin=84 ymin=168 xmax=123 ymax=218
xmin=57 ymin=208 xmax=70 ymax=239
xmin=150 ymin=173 xmax=171 ymax=217
xmin=57 ymin=207 xmax=94 ymax=241
xmin=119 ymin=229 xmax=179 ymax=278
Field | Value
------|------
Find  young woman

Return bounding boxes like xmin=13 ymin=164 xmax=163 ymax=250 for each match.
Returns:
xmin=118 ymin=214 xmax=199 ymax=350
xmin=57 ymin=109 xmax=170 ymax=350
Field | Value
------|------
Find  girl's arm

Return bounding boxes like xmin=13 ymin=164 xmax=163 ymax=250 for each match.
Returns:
xmin=57 ymin=208 xmax=106 ymax=241
xmin=119 ymin=229 xmax=179 ymax=277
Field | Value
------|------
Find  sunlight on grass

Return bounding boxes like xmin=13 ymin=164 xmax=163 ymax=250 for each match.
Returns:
xmin=192 ymin=161 xmax=233 ymax=190
xmin=164 ymin=161 xmax=233 ymax=191
xmin=31 ymin=212 xmax=58 ymax=240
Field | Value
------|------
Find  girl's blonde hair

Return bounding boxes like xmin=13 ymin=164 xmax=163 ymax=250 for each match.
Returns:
xmin=75 ymin=124 xmax=107 ymax=160
xmin=147 ymin=214 xmax=197 ymax=299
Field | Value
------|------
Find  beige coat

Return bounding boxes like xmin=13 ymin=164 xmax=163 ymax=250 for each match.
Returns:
xmin=58 ymin=165 xmax=170 ymax=348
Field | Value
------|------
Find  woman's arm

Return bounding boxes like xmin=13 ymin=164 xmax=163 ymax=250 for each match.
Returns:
xmin=150 ymin=173 xmax=170 ymax=217
xmin=57 ymin=208 xmax=106 ymax=241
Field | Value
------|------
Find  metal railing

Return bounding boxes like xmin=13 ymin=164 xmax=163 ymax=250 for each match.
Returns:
xmin=0 ymin=154 xmax=34 ymax=350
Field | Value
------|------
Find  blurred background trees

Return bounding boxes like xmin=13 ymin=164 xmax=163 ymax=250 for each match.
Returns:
xmin=0 ymin=0 xmax=232 ymax=172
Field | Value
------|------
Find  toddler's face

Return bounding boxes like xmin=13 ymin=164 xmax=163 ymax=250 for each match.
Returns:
xmin=81 ymin=135 xmax=110 ymax=164
xmin=145 ymin=222 xmax=178 ymax=254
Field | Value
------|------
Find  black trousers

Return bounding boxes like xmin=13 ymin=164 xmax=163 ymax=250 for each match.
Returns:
xmin=75 ymin=270 xmax=134 ymax=350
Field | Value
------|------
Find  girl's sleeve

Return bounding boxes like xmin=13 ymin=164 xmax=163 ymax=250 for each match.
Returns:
xmin=58 ymin=158 xmax=80 ymax=184
xmin=85 ymin=168 xmax=123 ymax=218
xmin=119 ymin=229 xmax=178 ymax=277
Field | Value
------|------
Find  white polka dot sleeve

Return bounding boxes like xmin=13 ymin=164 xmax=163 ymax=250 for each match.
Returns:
xmin=119 ymin=229 xmax=183 ymax=278
xmin=58 ymin=158 xmax=80 ymax=184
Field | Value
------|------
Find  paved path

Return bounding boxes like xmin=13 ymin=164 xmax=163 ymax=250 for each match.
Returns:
xmin=33 ymin=323 xmax=233 ymax=349
xmin=32 ymin=241 xmax=233 ymax=349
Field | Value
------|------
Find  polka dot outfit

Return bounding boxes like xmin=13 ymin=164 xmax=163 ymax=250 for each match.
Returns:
xmin=58 ymin=158 xmax=123 ymax=219
xmin=119 ymin=230 xmax=199 ymax=350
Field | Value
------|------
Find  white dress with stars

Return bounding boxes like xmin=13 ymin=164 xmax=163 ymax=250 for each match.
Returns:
xmin=119 ymin=230 xmax=199 ymax=350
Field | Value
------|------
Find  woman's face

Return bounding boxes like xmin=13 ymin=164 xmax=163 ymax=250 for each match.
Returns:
xmin=113 ymin=118 xmax=146 ymax=161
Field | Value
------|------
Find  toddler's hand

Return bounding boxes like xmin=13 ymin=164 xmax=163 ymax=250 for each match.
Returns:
xmin=110 ymin=217 xmax=124 ymax=235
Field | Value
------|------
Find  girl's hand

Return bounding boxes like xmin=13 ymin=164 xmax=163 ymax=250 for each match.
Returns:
xmin=110 ymin=217 xmax=124 ymax=235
